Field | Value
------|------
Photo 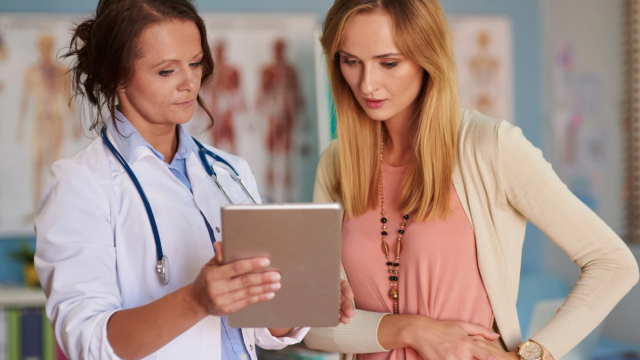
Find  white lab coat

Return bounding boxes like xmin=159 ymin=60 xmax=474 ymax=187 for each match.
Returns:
xmin=34 ymin=131 xmax=308 ymax=360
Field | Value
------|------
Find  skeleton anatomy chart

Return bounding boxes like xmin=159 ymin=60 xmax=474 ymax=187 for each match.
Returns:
xmin=0 ymin=14 xmax=319 ymax=236
xmin=449 ymin=16 xmax=514 ymax=123
xmin=0 ymin=15 xmax=90 ymax=236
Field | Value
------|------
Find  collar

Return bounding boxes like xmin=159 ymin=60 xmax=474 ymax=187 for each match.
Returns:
xmin=106 ymin=108 xmax=200 ymax=164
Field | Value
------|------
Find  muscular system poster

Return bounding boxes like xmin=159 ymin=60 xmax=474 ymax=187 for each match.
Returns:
xmin=0 ymin=14 xmax=319 ymax=237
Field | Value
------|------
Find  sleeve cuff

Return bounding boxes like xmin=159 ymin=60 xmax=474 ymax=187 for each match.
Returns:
xmin=253 ymin=327 xmax=310 ymax=350
xmin=85 ymin=309 xmax=122 ymax=360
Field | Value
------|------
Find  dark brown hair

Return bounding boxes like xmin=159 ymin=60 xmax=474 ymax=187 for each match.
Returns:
xmin=64 ymin=0 xmax=214 ymax=132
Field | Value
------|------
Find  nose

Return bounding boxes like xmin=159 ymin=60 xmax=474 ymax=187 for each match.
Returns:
xmin=359 ymin=63 xmax=380 ymax=96
xmin=178 ymin=66 xmax=197 ymax=92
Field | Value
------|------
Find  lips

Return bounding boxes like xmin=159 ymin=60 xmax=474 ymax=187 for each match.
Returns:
xmin=364 ymin=98 xmax=386 ymax=109
xmin=174 ymin=99 xmax=195 ymax=107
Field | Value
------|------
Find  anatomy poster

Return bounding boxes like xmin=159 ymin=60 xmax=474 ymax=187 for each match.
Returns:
xmin=449 ymin=16 xmax=514 ymax=123
xmin=191 ymin=14 xmax=319 ymax=204
xmin=0 ymin=15 xmax=91 ymax=237
xmin=0 ymin=14 xmax=320 ymax=236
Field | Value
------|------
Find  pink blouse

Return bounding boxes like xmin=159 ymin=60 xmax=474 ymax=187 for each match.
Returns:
xmin=341 ymin=162 xmax=494 ymax=360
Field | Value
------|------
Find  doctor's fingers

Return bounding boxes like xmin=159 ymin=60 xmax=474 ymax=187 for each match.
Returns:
xmin=339 ymin=295 xmax=355 ymax=322
xmin=213 ymin=242 xmax=223 ymax=265
xmin=340 ymin=280 xmax=354 ymax=300
xmin=211 ymin=284 xmax=278 ymax=314
xmin=208 ymin=271 xmax=281 ymax=296
xmin=207 ymin=257 xmax=272 ymax=281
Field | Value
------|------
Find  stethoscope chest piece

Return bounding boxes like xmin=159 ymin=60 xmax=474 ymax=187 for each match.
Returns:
xmin=156 ymin=256 xmax=169 ymax=285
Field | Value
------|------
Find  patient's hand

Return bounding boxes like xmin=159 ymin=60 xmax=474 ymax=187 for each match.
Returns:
xmin=472 ymin=336 xmax=518 ymax=360
xmin=339 ymin=280 xmax=355 ymax=324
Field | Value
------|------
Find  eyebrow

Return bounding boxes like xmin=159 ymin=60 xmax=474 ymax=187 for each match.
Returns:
xmin=153 ymin=51 xmax=204 ymax=68
xmin=338 ymin=50 xmax=402 ymax=59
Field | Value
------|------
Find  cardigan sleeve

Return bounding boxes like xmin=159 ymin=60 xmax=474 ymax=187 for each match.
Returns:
xmin=303 ymin=140 xmax=391 ymax=354
xmin=496 ymin=121 xmax=639 ymax=359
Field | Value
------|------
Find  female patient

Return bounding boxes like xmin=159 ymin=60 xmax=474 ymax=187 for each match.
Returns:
xmin=305 ymin=1 xmax=639 ymax=360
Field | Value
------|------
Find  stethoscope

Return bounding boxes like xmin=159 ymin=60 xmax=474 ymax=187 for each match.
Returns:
xmin=100 ymin=126 xmax=257 ymax=285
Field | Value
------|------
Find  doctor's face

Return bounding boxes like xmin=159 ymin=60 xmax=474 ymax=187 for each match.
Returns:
xmin=338 ymin=11 xmax=425 ymax=122
xmin=118 ymin=20 xmax=204 ymax=126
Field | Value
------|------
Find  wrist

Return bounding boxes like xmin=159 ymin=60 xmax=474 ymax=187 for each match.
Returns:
xmin=268 ymin=327 xmax=293 ymax=337
xmin=398 ymin=315 xmax=431 ymax=348
xmin=180 ymin=283 xmax=208 ymax=320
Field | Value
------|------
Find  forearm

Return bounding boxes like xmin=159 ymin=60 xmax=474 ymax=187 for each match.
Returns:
xmin=305 ymin=309 xmax=389 ymax=354
xmin=107 ymin=283 xmax=206 ymax=360
xmin=378 ymin=314 xmax=421 ymax=350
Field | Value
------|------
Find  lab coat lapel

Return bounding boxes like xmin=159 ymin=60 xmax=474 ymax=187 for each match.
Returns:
xmin=187 ymin=153 xmax=227 ymax=241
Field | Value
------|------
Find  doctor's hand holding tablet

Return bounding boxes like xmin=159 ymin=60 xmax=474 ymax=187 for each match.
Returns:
xmin=190 ymin=242 xmax=355 ymax=328
xmin=32 ymin=1 xmax=353 ymax=359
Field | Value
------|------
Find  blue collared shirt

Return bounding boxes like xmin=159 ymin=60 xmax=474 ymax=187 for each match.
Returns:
xmin=107 ymin=110 xmax=251 ymax=360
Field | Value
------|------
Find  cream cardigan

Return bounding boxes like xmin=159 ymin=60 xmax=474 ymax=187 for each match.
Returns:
xmin=304 ymin=110 xmax=639 ymax=360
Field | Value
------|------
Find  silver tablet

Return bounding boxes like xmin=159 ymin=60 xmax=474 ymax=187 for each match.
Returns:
xmin=221 ymin=203 xmax=342 ymax=328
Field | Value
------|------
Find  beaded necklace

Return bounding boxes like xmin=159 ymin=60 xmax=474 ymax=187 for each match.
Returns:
xmin=378 ymin=138 xmax=409 ymax=314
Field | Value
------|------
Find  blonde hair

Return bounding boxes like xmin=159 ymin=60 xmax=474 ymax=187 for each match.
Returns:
xmin=320 ymin=0 xmax=460 ymax=222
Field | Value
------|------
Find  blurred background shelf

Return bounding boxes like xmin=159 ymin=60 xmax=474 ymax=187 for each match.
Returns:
xmin=0 ymin=287 xmax=46 ymax=308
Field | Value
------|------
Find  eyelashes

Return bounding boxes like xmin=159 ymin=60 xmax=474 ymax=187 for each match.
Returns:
xmin=341 ymin=58 xmax=399 ymax=69
xmin=159 ymin=62 xmax=203 ymax=77
xmin=342 ymin=59 xmax=358 ymax=66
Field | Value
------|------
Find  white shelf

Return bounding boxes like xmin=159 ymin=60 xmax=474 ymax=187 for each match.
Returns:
xmin=0 ymin=287 xmax=46 ymax=307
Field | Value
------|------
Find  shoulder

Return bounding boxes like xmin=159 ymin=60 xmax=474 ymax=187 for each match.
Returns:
xmin=458 ymin=110 xmax=504 ymax=147
xmin=51 ymin=137 xmax=111 ymax=183
xmin=38 ymin=137 xmax=112 ymax=212
xmin=313 ymin=140 xmax=340 ymax=203
xmin=317 ymin=140 xmax=339 ymax=176
xmin=457 ymin=109 xmax=523 ymax=158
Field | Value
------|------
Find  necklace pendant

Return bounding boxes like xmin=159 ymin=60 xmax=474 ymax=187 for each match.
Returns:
xmin=389 ymin=287 xmax=399 ymax=300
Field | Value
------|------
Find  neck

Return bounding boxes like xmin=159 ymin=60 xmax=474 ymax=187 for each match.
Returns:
xmin=382 ymin=104 xmax=415 ymax=167
xmin=118 ymin=104 xmax=178 ymax=164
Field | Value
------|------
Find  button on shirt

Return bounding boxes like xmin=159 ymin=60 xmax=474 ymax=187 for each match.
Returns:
xmin=107 ymin=111 xmax=251 ymax=360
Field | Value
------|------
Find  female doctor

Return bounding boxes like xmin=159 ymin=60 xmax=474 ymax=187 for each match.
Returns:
xmin=34 ymin=1 xmax=354 ymax=359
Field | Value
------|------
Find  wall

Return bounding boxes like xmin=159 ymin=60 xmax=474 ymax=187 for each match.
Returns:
xmin=0 ymin=0 xmax=545 ymax=293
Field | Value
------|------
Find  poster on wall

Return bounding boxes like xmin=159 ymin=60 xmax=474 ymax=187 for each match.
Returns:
xmin=192 ymin=13 xmax=319 ymax=205
xmin=449 ymin=15 xmax=514 ymax=123
xmin=0 ymin=15 xmax=91 ymax=237
xmin=0 ymin=14 xmax=319 ymax=237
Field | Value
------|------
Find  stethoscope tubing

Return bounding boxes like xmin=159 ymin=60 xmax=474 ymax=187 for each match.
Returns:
xmin=192 ymin=138 xmax=259 ymax=205
xmin=100 ymin=126 xmax=257 ymax=285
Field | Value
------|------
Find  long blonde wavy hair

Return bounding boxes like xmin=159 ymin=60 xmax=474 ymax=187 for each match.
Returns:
xmin=321 ymin=0 xmax=460 ymax=222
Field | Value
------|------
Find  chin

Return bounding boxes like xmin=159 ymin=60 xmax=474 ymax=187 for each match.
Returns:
xmin=171 ymin=107 xmax=196 ymax=124
xmin=362 ymin=108 xmax=395 ymax=122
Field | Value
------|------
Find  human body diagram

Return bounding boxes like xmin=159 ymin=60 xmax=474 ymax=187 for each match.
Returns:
xmin=17 ymin=34 xmax=79 ymax=220
xmin=255 ymin=40 xmax=305 ymax=202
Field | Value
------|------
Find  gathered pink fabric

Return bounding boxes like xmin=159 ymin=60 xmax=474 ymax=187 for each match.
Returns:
xmin=341 ymin=162 xmax=494 ymax=360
